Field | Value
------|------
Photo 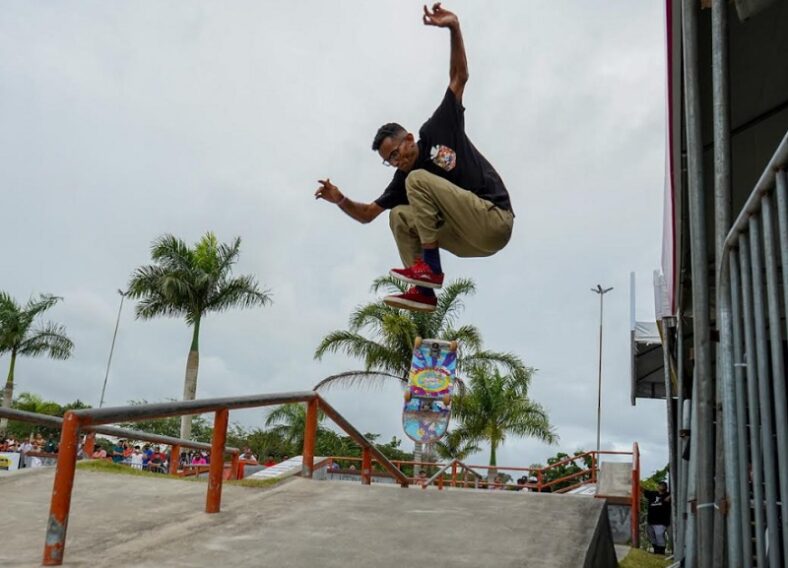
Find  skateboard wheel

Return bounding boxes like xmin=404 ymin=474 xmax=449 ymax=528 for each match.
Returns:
xmin=449 ymin=340 xmax=458 ymax=352
xmin=414 ymin=337 xmax=423 ymax=349
xmin=404 ymin=390 xmax=412 ymax=402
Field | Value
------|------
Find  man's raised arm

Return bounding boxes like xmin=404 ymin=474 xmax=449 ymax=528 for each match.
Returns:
xmin=314 ymin=178 xmax=383 ymax=224
xmin=423 ymin=3 xmax=468 ymax=103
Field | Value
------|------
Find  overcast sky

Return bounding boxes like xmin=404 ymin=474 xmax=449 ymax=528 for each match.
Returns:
xmin=0 ymin=1 xmax=668 ymax=475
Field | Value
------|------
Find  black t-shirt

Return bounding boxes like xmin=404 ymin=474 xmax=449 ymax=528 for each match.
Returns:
xmin=375 ymin=88 xmax=512 ymax=213
xmin=644 ymin=490 xmax=671 ymax=526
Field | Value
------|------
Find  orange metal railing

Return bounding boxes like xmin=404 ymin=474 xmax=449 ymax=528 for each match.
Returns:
xmin=323 ymin=443 xmax=642 ymax=546
xmin=40 ymin=391 xmax=408 ymax=566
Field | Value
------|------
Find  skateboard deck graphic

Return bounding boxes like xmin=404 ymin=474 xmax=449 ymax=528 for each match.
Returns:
xmin=402 ymin=337 xmax=457 ymax=444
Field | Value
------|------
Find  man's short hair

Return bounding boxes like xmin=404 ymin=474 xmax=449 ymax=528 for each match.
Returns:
xmin=372 ymin=123 xmax=406 ymax=151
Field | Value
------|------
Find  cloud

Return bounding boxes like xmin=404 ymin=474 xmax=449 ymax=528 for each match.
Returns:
xmin=0 ymin=0 xmax=668 ymax=476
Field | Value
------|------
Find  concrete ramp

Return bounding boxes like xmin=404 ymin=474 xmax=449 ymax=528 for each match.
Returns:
xmin=1 ymin=468 xmax=616 ymax=567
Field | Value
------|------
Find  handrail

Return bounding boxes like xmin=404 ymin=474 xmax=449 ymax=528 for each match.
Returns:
xmin=721 ymin=132 xmax=788 ymax=254
xmin=0 ymin=407 xmax=240 ymax=455
xmin=40 ymin=390 xmax=409 ymax=566
xmin=716 ymin=130 xmax=788 ymax=566
xmin=69 ymin=390 xmax=318 ymax=425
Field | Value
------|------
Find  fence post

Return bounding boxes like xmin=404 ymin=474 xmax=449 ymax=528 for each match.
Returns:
xmin=206 ymin=408 xmax=229 ymax=514
xmin=302 ymin=398 xmax=318 ymax=478
xmin=169 ymin=444 xmax=180 ymax=475
xmin=361 ymin=448 xmax=372 ymax=485
xmin=83 ymin=432 xmax=95 ymax=457
xmin=42 ymin=412 xmax=81 ymax=566
xmin=231 ymin=452 xmax=241 ymax=480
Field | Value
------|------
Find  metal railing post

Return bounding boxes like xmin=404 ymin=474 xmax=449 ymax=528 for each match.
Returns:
xmin=776 ymin=170 xmax=788 ymax=343
xmin=729 ymin=250 xmax=753 ymax=567
xmin=170 ymin=445 xmax=181 ymax=475
xmin=206 ymin=408 xmax=229 ymax=514
xmin=231 ymin=451 xmax=240 ymax=481
xmin=361 ymin=448 xmax=372 ymax=485
xmin=719 ymin=249 xmax=743 ymax=567
xmin=84 ymin=432 xmax=95 ymax=458
xmin=712 ymin=0 xmax=733 ymax=558
xmin=451 ymin=461 xmax=457 ymax=487
xmin=42 ymin=412 xmax=82 ymax=566
xmin=629 ymin=442 xmax=640 ymax=548
xmin=739 ymin=234 xmax=767 ymax=567
xmin=760 ymin=194 xmax=788 ymax=562
xmin=302 ymin=399 xmax=318 ymax=478
xmin=682 ymin=0 xmax=715 ymax=562
xmin=749 ymin=217 xmax=782 ymax=568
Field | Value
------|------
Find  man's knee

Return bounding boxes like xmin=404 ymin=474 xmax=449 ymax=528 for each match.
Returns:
xmin=404 ymin=169 xmax=434 ymax=195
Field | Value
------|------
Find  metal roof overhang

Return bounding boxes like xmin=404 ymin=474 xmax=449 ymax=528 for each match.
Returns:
xmin=631 ymin=322 xmax=665 ymax=405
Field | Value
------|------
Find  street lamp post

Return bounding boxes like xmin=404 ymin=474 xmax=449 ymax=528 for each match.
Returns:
xmin=99 ymin=289 xmax=126 ymax=408
xmin=591 ymin=284 xmax=614 ymax=463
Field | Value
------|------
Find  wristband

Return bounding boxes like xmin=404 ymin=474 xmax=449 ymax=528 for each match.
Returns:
xmin=337 ymin=195 xmax=347 ymax=206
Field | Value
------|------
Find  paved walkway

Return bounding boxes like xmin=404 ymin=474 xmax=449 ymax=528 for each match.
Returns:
xmin=1 ymin=468 xmax=616 ymax=567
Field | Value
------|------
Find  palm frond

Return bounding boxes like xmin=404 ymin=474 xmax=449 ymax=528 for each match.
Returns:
xmin=206 ymin=275 xmax=271 ymax=313
xmin=432 ymin=278 xmax=475 ymax=330
xmin=150 ymin=234 xmax=194 ymax=273
xmin=348 ymin=302 xmax=394 ymax=332
xmin=370 ymin=275 xmax=408 ymax=295
xmin=313 ymin=331 xmax=404 ymax=373
xmin=17 ymin=323 xmax=74 ymax=359
xmin=441 ymin=324 xmax=482 ymax=352
xmin=215 ymin=236 xmax=242 ymax=275
xmin=22 ymin=294 xmax=62 ymax=322
xmin=313 ymin=370 xmax=406 ymax=391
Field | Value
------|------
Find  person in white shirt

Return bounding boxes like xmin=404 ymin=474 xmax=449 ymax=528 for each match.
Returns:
xmin=130 ymin=446 xmax=144 ymax=470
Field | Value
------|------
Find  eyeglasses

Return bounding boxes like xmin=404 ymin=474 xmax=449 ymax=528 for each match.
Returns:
xmin=382 ymin=137 xmax=406 ymax=168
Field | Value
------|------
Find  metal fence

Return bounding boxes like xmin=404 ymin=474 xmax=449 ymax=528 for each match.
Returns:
xmin=0 ymin=407 xmax=241 ymax=476
xmin=39 ymin=390 xmax=408 ymax=566
xmin=717 ymin=135 xmax=788 ymax=568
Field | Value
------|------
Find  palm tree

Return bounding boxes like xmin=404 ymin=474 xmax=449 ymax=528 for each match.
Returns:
xmin=127 ymin=232 xmax=271 ymax=439
xmin=265 ymin=403 xmax=325 ymax=454
xmin=314 ymin=276 xmax=530 ymax=467
xmin=0 ymin=293 xmax=73 ymax=435
xmin=454 ymin=367 xmax=558 ymax=481
xmin=434 ymin=429 xmax=481 ymax=461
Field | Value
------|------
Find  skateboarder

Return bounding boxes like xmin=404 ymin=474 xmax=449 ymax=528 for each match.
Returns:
xmin=314 ymin=3 xmax=514 ymax=313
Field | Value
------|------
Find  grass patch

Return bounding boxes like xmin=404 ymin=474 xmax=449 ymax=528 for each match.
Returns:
xmin=227 ymin=477 xmax=283 ymax=489
xmin=76 ymin=460 xmax=177 ymax=479
xmin=76 ymin=460 xmax=283 ymax=490
xmin=619 ymin=548 xmax=671 ymax=568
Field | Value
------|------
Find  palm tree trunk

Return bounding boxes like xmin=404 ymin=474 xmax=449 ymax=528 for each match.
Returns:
xmin=180 ymin=317 xmax=201 ymax=440
xmin=0 ymin=350 xmax=17 ymax=436
xmin=488 ymin=440 xmax=498 ymax=483
xmin=413 ymin=441 xmax=423 ymax=475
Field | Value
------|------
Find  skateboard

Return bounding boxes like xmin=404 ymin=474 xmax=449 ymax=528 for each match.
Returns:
xmin=402 ymin=337 xmax=458 ymax=444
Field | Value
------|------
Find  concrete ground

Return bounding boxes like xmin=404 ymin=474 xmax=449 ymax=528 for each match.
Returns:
xmin=1 ymin=468 xmax=616 ymax=567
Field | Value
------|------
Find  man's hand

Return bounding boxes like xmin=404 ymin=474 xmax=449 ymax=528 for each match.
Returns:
xmin=423 ymin=3 xmax=458 ymax=29
xmin=314 ymin=178 xmax=344 ymax=204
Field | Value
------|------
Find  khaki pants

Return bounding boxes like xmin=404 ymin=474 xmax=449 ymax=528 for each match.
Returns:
xmin=389 ymin=169 xmax=514 ymax=266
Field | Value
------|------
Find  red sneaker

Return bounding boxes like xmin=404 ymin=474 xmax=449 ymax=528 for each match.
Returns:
xmin=383 ymin=287 xmax=438 ymax=313
xmin=390 ymin=258 xmax=444 ymax=289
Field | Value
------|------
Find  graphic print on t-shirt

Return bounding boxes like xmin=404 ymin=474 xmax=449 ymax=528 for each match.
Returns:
xmin=430 ymin=144 xmax=456 ymax=172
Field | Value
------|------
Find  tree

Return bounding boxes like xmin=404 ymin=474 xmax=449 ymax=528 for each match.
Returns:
xmin=127 ymin=232 xmax=271 ymax=439
xmin=4 ymin=392 xmax=87 ymax=439
xmin=0 ymin=293 xmax=73 ymax=435
xmin=531 ymin=450 xmax=594 ymax=492
xmin=265 ymin=403 xmax=326 ymax=454
xmin=434 ymin=429 xmax=482 ymax=462
xmin=454 ymin=367 xmax=557 ymax=481
xmin=314 ymin=276 xmax=530 ymax=466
